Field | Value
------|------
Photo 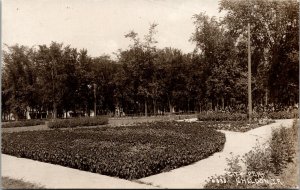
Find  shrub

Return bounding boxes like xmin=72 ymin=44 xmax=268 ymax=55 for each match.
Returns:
xmin=1 ymin=120 xmax=45 ymax=128
xmin=243 ymin=142 xmax=273 ymax=175
xmin=47 ymin=116 xmax=109 ymax=129
xmin=198 ymin=111 xmax=298 ymax=122
xmin=2 ymin=121 xmax=226 ymax=179
xmin=197 ymin=112 xmax=247 ymax=121
xmin=267 ymin=111 xmax=297 ymax=119
xmin=269 ymin=123 xmax=297 ymax=174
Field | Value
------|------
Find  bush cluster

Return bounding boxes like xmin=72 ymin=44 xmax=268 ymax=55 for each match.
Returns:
xmin=269 ymin=122 xmax=297 ymax=174
xmin=1 ymin=120 xmax=45 ymax=128
xmin=197 ymin=113 xmax=247 ymax=121
xmin=198 ymin=111 xmax=298 ymax=122
xmin=204 ymin=119 xmax=298 ymax=189
xmin=2 ymin=121 xmax=225 ymax=179
xmin=267 ymin=111 xmax=298 ymax=119
xmin=47 ymin=116 xmax=109 ymax=128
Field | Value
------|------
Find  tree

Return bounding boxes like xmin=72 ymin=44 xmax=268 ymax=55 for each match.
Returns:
xmin=92 ymin=55 xmax=117 ymax=114
xmin=191 ymin=13 xmax=247 ymax=110
xmin=60 ymin=45 xmax=79 ymax=116
xmin=219 ymin=0 xmax=299 ymax=105
xmin=156 ymin=47 xmax=187 ymax=113
xmin=118 ymin=23 xmax=159 ymax=116
xmin=2 ymin=44 xmax=38 ymax=120
xmin=75 ymin=49 xmax=93 ymax=116
xmin=35 ymin=42 xmax=68 ymax=119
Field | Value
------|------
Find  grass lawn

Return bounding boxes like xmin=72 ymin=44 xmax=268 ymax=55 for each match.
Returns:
xmin=2 ymin=121 xmax=225 ymax=179
xmin=1 ymin=177 xmax=45 ymax=189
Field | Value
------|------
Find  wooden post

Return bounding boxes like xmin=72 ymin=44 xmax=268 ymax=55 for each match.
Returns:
xmin=248 ymin=23 xmax=252 ymax=122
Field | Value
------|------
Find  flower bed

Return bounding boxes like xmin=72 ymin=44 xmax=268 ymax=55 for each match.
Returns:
xmin=2 ymin=121 xmax=225 ymax=179
xmin=1 ymin=120 xmax=45 ymax=128
xmin=47 ymin=116 xmax=109 ymax=128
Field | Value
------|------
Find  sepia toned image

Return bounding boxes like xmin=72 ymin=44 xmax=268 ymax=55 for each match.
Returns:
xmin=1 ymin=0 xmax=299 ymax=189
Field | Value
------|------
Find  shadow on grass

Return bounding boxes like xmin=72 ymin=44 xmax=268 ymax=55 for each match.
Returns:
xmin=1 ymin=177 xmax=45 ymax=189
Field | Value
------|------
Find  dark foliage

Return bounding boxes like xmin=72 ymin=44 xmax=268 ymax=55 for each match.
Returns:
xmin=2 ymin=120 xmax=45 ymax=128
xmin=47 ymin=116 xmax=109 ymax=129
xmin=267 ymin=111 xmax=298 ymax=120
xmin=2 ymin=121 xmax=225 ymax=179
xmin=197 ymin=112 xmax=247 ymax=121
xmin=195 ymin=120 xmax=274 ymax=132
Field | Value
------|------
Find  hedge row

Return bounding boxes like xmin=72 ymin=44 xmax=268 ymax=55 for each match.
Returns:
xmin=266 ymin=111 xmax=298 ymax=119
xmin=47 ymin=116 xmax=109 ymax=128
xmin=195 ymin=120 xmax=274 ymax=132
xmin=197 ymin=111 xmax=298 ymax=121
xmin=197 ymin=112 xmax=247 ymax=121
xmin=1 ymin=120 xmax=45 ymax=128
xmin=2 ymin=121 xmax=226 ymax=179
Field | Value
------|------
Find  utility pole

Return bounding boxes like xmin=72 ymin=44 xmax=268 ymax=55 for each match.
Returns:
xmin=248 ymin=23 xmax=252 ymax=122
xmin=93 ymin=83 xmax=97 ymax=117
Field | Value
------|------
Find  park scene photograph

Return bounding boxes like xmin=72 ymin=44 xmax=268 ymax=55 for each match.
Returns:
xmin=1 ymin=0 xmax=299 ymax=189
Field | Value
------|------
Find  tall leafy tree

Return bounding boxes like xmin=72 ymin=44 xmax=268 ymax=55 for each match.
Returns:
xmin=191 ymin=13 xmax=247 ymax=110
xmin=35 ymin=42 xmax=66 ymax=119
xmin=92 ymin=55 xmax=117 ymax=114
xmin=219 ymin=0 xmax=299 ymax=105
xmin=2 ymin=45 xmax=38 ymax=119
xmin=118 ymin=23 xmax=159 ymax=116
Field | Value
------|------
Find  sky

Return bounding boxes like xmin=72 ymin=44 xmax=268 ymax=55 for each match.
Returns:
xmin=3 ymin=0 xmax=225 ymax=58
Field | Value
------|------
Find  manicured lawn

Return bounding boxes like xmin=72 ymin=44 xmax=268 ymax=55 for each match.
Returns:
xmin=2 ymin=121 xmax=225 ymax=179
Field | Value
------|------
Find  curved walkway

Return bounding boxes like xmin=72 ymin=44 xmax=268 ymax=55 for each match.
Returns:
xmin=138 ymin=119 xmax=295 ymax=188
xmin=1 ymin=119 xmax=295 ymax=189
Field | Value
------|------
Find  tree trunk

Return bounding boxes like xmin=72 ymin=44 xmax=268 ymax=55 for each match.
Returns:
xmin=153 ymin=99 xmax=156 ymax=116
xmin=86 ymin=105 xmax=90 ymax=117
xmin=53 ymin=102 xmax=57 ymax=119
xmin=215 ymin=99 xmax=218 ymax=111
xmin=145 ymin=99 xmax=148 ymax=117
xmin=222 ymin=97 xmax=225 ymax=110
xmin=168 ymin=99 xmax=173 ymax=114
xmin=199 ymin=102 xmax=201 ymax=113
xmin=94 ymin=83 xmax=97 ymax=117
xmin=187 ymin=99 xmax=190 ymax=113
xmin=265 ymin=89 xmax=268 ymax=106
